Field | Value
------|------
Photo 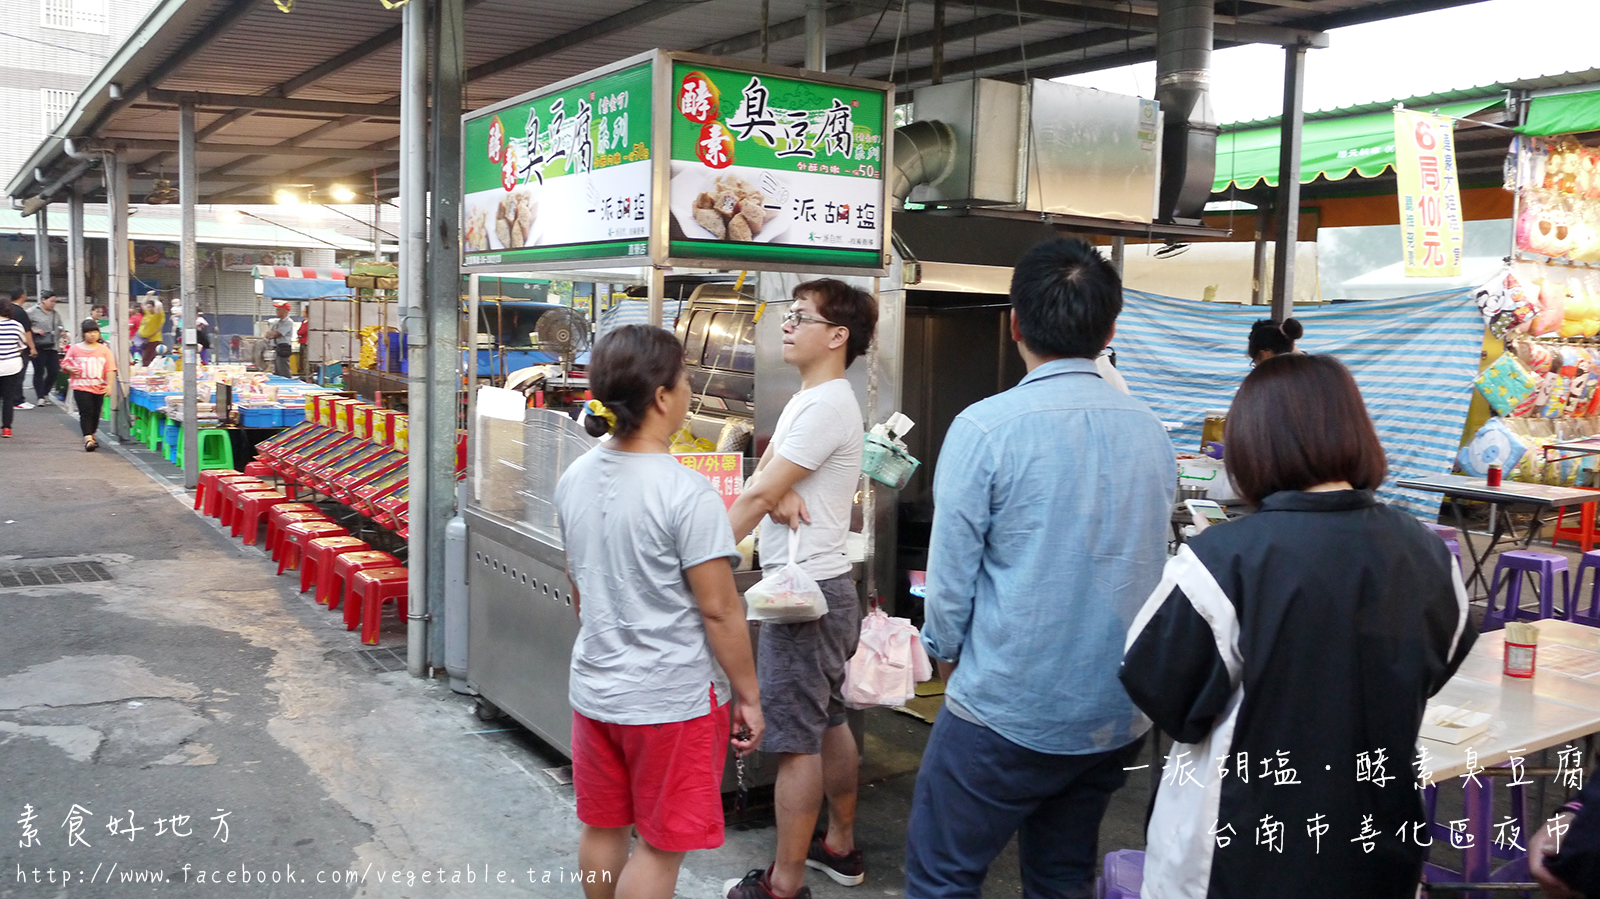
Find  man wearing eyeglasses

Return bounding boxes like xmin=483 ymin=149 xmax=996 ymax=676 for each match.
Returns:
xmin=724 ymin=279 xmax=878 ymax=899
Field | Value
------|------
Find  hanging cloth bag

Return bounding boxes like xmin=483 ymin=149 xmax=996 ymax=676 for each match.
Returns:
xmin=842 ymin=607 xmax=933 ymax=709
xmin=744 ymin=528 xmax=828 ymax=624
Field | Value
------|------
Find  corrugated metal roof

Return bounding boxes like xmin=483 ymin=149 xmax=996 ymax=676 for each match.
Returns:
xmin=8 ymin=0 xmax=1496 ymax=205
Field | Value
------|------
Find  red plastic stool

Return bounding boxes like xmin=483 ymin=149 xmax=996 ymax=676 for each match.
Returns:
xmin=194 ymin=469 xmax=242 ymax=511
xmin=329 ymin=551 xmax=402 ymax=612
xmin=235 ymin=491 xmax=294 ymax=544
xmin=350 ymin=566 xmax=410 ymax=644
xmin=1553 ymin=489 xmax=1600 ymax=552
xmin=212 ymin=477 xmax=268 ymax=521
xmin=243 ymin=460 xmax=275 ymax=480
xmin=276 ymin=521 xmax=351 ymax=575
xmin=302 ymin=536 xmax=370 ymax=597
xmin=226 ymin=490 xmax=284 ymax=538
xmin=266 ymin=508 xmax=332 ymax=562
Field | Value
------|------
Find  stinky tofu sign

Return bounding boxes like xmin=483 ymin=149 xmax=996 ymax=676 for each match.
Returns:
xmin=461 ymin=57 xmax=654 ymax=270
xmin=665 ymin=60 xmax=889 ymax=272
xmin=459 ymin=51 xmax=891 ymax=275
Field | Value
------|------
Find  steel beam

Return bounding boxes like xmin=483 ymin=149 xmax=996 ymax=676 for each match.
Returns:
xmin=146 ymin=90 xmax=400 ymax=118
xmin=466 ymin=0 xmax=709 ymax=85
xmin=696 ymin=3 xmax=881 ymax=57
xmin=830 ymin=13 xmax=1026 ymax=70
xmin=179 ymin=99 xmax=199 ymax=490
xmin=1271 ymin=44 xmax=1307 ymax=321
xmin=425 ymin=0 xmax=466 ymax=670
xmin=892 ymin=27 xmax=1125 ymax=85
xmin=93 ymin=139 xmax=397 ymax=160
xmin=200 ymin=116 xmax=374 ymax=181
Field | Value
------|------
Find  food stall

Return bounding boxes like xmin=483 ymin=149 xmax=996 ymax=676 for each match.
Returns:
xmin=458 ymin=50 xmax=895 ymax=775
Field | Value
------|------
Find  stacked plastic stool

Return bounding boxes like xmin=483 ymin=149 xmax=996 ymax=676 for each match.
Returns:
xmin=328 ymin=551 xmax=402 ymax=613
xmin=276 ymin=520 xmax=350 ymax=575
xmin=264 ymin=506 xmax=330 ymax=558
xmin=350 ymin=567 xmax=410 ymax=644
xmin=235 ymin=491 xmax=296 ymax=545
xmin=1484 ymin=549 xmax=1571 ymax=631
xmin=194 ymin=470 xmax=244 ymax=513
xmin=302 ymin=536 xmax=370 ymax=597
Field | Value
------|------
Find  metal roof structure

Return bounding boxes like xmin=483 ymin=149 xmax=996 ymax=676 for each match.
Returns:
xmin=8 ymin=0 xmax=1488 ymax=208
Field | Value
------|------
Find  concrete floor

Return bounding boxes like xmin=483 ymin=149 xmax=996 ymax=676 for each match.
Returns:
xmin=0 ymin=400 xmax=1575 ymax=897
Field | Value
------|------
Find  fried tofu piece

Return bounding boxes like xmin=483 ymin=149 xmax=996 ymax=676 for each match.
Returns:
xmin=715 ymin=191 xmax=739 ymax=219
xmin=729 ymin=213 xmax=753 ymax=242
xmin=736 ymin=199 xmax=766 ymax=236
xmin=694 ymin=191 xmax=716 ymax=210
xmin=693 ymin=207 xmax=727 ymax=238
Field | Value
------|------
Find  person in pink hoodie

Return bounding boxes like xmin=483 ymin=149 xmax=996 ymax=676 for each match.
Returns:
xmin=61 ymin=319 xmax=116 ymax=451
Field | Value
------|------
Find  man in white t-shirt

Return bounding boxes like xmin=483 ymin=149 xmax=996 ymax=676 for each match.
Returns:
xmin=724 ymin=279 xmax=878 ymax=899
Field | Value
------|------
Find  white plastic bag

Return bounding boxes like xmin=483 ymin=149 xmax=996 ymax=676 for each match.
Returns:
xmin=744 ymin=529 xmax=828 ymax=624
xmin=842 ymin=607 xmax=933 ymax=709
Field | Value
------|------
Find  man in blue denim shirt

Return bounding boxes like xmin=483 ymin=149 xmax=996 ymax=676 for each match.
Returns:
xmin=906 ymin=237 xmax=1176 ymax=898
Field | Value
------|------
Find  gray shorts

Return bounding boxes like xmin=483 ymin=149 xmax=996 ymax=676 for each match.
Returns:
xmin=756 ymin=575 xmax=862 ymax=755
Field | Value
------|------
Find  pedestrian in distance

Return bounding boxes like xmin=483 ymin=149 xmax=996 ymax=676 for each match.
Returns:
xmin=555 ymin=324 xmax=764 ymax=899
xmin=0 ymin=298 xmax=38 ymax=438
xmin=906 ymin=237 xmax=1175 ymax=899
xmin=27 ymin=290 xmax=67 ymax=406
xmin=61 ymin=319 xmax=116 ymax=451
xmin=137 ymin=297 xmax=166 ymax=367
xmin=1121 ymin=353 xmax=1475 ymax=899
xmin=265 ymin=301 xmax=296 ymax=377
xmin=1246 ymin=317 xmax=1302 ymax=366
xmin=724 ymin=278 xmax=879 ymax=899
xmin=6 ymin=289 xmax=36 ymax=410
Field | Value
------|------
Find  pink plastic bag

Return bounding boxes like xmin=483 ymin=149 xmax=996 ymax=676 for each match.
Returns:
xmin=842 ymin=608 xmax=933 ymax=709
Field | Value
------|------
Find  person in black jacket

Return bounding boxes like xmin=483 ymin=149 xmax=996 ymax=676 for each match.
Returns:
xmin=1120 ymin=353 xmax=1476 ymax=899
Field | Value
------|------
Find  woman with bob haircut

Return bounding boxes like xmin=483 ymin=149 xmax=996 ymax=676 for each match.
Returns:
xmin=1120 ymin=353 xmax=1476 ymax=899
xmin=555 ymin=324 xmax=764 ymax=899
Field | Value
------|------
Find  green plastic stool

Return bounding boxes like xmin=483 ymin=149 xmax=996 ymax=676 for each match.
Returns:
xmin=197 ymin=429 xmax=234 ymax=471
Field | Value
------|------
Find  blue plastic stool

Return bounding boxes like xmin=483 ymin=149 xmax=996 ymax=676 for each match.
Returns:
xmin=1484 ymin=550 xmax=1570 ymax=631
xmin=1571 ymin=551 xmax=1600 ymax=627
xmin=163 ymin=422 xmax=181 ymax=464
xmin=1097 ymin=849 xmax=1143 ymax=899
xmin=1425 ymin=522 xmax=1458 ymax=543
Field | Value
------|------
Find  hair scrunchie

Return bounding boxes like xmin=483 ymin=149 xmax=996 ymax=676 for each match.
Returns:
xmin=585 ymin=399 xmax=618 ymax=433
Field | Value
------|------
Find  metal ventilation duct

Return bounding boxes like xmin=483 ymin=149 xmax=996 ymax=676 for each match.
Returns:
xmin=890 ymin=119 xmax=959 ymax=208
xmin=1155 ymin=0 xmax=1219 ymax=223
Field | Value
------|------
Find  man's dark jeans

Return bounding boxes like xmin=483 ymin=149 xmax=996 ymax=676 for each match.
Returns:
xmin=905 ymin=707 xmax=1142 ymax=899
xmin=31 ymin=349 xmax=59 ymax=402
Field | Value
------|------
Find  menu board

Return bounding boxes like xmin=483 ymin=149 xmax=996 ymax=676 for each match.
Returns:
xmin=666 ymin=61 xmax=888 ymax=271
xmin=461 ymin=59 xmax=654 ymax=269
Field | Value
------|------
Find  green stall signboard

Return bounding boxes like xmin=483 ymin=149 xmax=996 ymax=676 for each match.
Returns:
xmin=460 ymin=52 xmax=890 ymax=275
xmin=461 ymin=56 xmax=654 ymax=270
xmin=663 ymin=59 xmax=888 ymax=272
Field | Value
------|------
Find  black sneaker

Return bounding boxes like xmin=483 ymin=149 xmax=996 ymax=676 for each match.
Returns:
xmin=722 ymin=866 xmax=812 ymax=899
xmin=806 ymin=836 xmax=865 ymax=886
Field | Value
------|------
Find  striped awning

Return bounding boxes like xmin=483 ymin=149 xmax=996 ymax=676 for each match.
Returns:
xmin=251 ymin=265 xmax=348 ymax=280
xmin=1113 ymin=288 xmax=1486 ymax=519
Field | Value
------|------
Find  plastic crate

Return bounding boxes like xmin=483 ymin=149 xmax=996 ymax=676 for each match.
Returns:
xmin=280 ymin=406 xmax=307 ymax=426
xmin=240 ymin=407 xmax=282 ymax=428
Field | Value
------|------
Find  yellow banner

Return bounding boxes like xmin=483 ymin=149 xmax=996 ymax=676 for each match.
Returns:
xmin=1394 ymin=109 xmax=1465 ymax=277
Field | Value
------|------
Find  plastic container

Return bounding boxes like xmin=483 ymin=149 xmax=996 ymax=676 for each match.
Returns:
xmin=280 ymin=405 xmax=307 ymax=427
xmin=240 ymin=407 xmax=280 ymax=428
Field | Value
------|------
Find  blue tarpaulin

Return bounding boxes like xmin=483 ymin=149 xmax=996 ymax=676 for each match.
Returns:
xmin=1113 ymin=288 xmax=1485 ymax=518
xmin=260 ymin=278 xmax=352 ymax=300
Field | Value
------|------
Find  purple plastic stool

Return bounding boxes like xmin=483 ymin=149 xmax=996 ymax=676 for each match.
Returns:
xmin=1484 ymin=549 xmax=1571 ymax=631
xmin=1443 ymin=540 xmax=1463 ymax=573
xmin=1097 ymin=849 xmax=1143 ymax=899
xmin=1425 ymin=522 xmax=1458 ymax=543
xmin=1571 ymin=550 xmax=1600 ymax=627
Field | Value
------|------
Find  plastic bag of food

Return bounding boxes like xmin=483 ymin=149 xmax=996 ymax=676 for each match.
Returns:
xmin=744 ymin=529 xmax=828 ymax=624
xmin=842 ymin=607 xmax=933 ymax=709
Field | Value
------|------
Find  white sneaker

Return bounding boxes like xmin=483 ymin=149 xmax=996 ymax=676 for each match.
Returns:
xmin=16 ymin=402 xmax=34 ymax=410
xmin=34 ymin=396 xmax=51 ymax=407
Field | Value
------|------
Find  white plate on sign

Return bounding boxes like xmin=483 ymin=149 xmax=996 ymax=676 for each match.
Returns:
xmin=669 ymin=162 xmax=791 ymax=244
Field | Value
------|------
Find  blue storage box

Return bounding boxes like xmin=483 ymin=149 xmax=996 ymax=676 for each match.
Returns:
xmin=280 ymin=406 xmax=307 ymax=426
xmin=240 ymin=407 xmax=281 ymax=428
xmin=377 ymin=332 xmax=408 ymax=374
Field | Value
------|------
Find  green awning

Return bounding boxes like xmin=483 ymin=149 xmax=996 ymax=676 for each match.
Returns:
xmin=1212 ymin=99 xmax=1499 ymax=193
xmin=1517 ymin=90 xmax=1600 ymax=137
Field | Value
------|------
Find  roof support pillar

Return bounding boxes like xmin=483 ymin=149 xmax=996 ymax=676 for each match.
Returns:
xmin=1252 ymin=200 xmax=1271 ymax=306
xmin=68 ymin=187 xmax=85 ymax=331
xmin=180 ymin=99 xmax=200 ymax=489
xmin=806 ymin=0 xmax=826 ymax=71
xmin=426 ymin=0 xmax=465 ymax=671
xmin=401 ymin=0 xmax=430 ymax=678
xmin=107 ymin=154 xmax=132 ymax=444
xmin=35 ymin=207 xmax=51 ymax=297
xmin=1270 ymin=43 xmax=1306 ymax=322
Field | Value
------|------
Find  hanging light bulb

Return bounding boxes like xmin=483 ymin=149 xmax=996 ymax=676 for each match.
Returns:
xmin=218 ymin=208 xmax=244 ymax=225
xmin=330 ymin=185 xmax=356 ymax=203
xmin=274 ymin=188 xmax=300 ymax=206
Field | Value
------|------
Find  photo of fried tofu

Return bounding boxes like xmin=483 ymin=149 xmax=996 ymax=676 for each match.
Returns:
xmin=693 ymin=206 xmax=728 ymax=239
xmin=464 ymin=204 xmax=489 ymax=251
xmin=495 ymin=186 xmax=538 ymax=247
